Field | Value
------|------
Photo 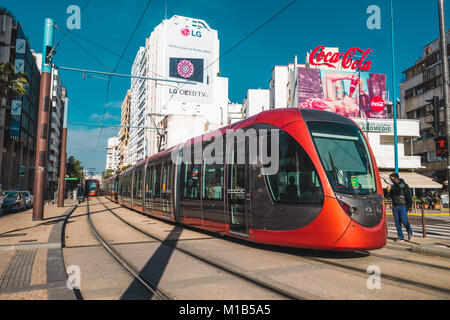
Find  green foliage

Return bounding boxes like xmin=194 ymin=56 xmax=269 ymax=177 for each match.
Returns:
xmin=0 ymin=62 xmax=29 ymax=100
xmin=119 ymin=164 xmax=132 ymax=173
xmin=67 ymin=156 xmax=84 ymax=182
xmin=101 ymin=169 xmax=116 ymax=180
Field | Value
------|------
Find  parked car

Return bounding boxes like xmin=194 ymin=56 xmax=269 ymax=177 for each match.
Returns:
xmin=1 ymin=191 xmax=26 ymax=213
xmin=21 ymin=191 xmax=34 ymax=209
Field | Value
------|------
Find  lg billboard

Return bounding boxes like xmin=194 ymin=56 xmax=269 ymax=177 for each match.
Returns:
xmin=163 ymin=20 xmax=218 ymax=105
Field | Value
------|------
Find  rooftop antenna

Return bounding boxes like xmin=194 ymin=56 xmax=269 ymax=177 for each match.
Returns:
xmin=164 ymin=0 xmax=167 ymax=20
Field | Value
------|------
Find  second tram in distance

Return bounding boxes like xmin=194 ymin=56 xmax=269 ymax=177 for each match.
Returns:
xmin=104 ymin=108 xmax=387 ymax=251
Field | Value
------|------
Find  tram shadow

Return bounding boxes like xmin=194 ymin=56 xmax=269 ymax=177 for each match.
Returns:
xmin=120 ymin=226 xmax=183 ymax=300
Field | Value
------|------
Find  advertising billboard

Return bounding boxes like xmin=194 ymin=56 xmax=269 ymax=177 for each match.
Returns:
xmin=298 ymin=67 xmax=387 ymax=119
xmin=163 ymin=18 xmax=218 ymax=105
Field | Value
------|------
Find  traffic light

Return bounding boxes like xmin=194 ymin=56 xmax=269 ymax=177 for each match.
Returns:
xmin=425 ymin=96 xmax=440 ymax=135
xmin=435 ymin=136 xmax=448 ymax=158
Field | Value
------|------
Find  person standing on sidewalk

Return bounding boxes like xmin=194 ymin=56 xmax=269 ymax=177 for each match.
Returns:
xmin=389 ymin=173 xmax=414 ymax=241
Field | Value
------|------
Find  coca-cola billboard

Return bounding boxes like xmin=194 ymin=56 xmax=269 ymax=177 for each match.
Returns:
xmin=298 ymin=67 xmax=387 ymax=119
xmin=309 ymin=46 xmax=373 ymax=71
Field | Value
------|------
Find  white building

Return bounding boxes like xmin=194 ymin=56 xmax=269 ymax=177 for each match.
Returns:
xmin=33 ymin=51 xmax=66 ymax=187
xmin=129 ymin=47 xmax=148 ymax=165
xmin=106 ymin=137 xmax=120 ymax=171
xmin=242 ymin=89 xmax=270 ymax=118
xmin=227 ymin=102 xmax=243 ymax=124
xmin=128 ymin=15 xmax=229 ymax=163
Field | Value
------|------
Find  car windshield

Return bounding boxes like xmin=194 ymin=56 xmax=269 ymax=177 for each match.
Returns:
xmin=5 ymin=192 xmax=19 ymax=199
xmin=308 ymin=121 xmax=377 ymax=196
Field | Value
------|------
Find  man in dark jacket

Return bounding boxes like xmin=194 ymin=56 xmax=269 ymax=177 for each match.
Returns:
xmin=389 ymin=173 xmax=413 ymax=241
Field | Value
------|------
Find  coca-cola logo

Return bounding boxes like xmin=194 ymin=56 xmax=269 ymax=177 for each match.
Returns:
xmin=370 ymin=96 xmax=385 ymax=113
xmin=309 ymin=46 xmax=373 ymax=71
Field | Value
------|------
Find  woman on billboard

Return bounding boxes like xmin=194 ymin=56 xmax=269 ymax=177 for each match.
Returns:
xmin=300 ymin=73 xmax=361 ymax=118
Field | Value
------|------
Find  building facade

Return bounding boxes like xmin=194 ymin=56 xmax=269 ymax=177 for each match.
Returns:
xmin=242 ymin=89 xmax=270 ymax=118
xmin=0 ymin=10 xmax=41 ymax=191
xmin=400 ymin=32 xmax=450 ymax=183
xmin=127 ymin=15 xmax=229 ymax=164
xmin=119 ymin=90 xmax=131 ymax=170
xmin=106 ymin=137 xmax=120 ymax=172
xmin=129 ymin=47 xmax=148 ymax=165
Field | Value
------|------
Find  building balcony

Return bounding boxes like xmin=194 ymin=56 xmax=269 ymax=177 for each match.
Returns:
xmin=376 ymin=156 xmax=423 ymax=170
xmin=404 ymin=87 xmax=441 ymax=114
xmin=412 ymin=137 xmax=437 ymax=154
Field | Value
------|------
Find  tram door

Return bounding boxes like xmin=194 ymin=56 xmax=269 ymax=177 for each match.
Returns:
xmin=226 ymin=141 xmax=250 ymax=236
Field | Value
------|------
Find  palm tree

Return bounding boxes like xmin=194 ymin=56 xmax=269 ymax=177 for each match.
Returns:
xmin=0 ymin=62 xmax=29 ymax=188
xmin=0 ymin=62 xmax=29 ymax=102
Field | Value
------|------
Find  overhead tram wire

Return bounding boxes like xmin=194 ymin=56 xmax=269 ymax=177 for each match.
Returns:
xmin=53 ymin=0 xmax=92 ymax=53
xmin=55 ymin=24 xmax=169 ymax=81
xmin=93 ymin=0 xmax=153 ymax=162
xmin=160 ymin=0 xmax=297 ymax=111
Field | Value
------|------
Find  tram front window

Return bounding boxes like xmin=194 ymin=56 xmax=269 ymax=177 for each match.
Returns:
xmin=308 ymin=121 xmax=377 ymax=196
xmin=88 ymin=181 xmax=97 ymax=192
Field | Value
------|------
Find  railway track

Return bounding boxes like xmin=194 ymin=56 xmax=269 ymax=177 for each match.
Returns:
xmin=94 ymin=196 xmax=305 ymax=300
xmin=95 ymin=196 xmax=450 ymax=299
xmin=86 ymin=197 xmax=172 ymax=300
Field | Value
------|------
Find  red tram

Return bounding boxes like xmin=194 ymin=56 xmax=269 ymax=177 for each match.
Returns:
xmin=86 ymin=179 xmax=100 ymax=196
xmin=104 ymin=109 xmax=387 ymax=251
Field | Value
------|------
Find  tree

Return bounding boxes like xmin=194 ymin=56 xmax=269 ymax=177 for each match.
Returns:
xmin=67 ymin=156 xmax=84 ymax=182
xmin=0 ymin=62 xmax=29 ymax=102
xmin=119 ymin=164 xmax=132 ymax=173
xmin=101 ymin=168 xmax=116 ymax=180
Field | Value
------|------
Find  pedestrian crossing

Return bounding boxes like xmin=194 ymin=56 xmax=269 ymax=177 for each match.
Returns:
xmin=387 ymin=220 xmax=450 ymax=240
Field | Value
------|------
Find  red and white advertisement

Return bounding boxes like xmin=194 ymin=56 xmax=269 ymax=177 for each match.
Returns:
xmin=298 ymin=67 xmax=387 ymax=119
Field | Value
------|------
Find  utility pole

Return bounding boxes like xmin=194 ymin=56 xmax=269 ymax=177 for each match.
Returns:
xmin=32 ymin=18 xmax=54 ymax=221
xmin=390 ymin=0 xmax=399 ymax=174
xmin=58 ymin=97 xmax=69 ymax=207
xmin=438 ymin=0 xmax=450 ymax=205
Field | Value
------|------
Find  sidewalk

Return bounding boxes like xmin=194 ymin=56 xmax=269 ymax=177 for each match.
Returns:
xmin=387 ymin=232 xmax=450 ymax=259
xmin=0 ymin=200 xmax=78 ymax=300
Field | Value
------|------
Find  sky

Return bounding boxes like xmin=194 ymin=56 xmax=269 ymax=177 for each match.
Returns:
xmin=2 ymin=0 xmax=449 ymax=174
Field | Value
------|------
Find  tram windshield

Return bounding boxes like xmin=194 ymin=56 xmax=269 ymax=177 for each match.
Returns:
xmin=88 ymin=181 xmax=98 ymax=191
xmin=308 ymin=121 xmax=377 ymax=196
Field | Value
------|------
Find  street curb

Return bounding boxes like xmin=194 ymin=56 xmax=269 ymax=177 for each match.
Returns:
xmin=410 ymin=244 xmax=450 ymax=259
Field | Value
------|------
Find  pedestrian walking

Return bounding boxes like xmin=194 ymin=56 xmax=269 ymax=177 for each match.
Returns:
xmin=389 ymin=173 xmax=414 ymax=241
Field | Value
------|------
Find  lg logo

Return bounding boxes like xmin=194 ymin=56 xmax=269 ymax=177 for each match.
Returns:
xmin=181 ymin=28 xmax=202 ymax=38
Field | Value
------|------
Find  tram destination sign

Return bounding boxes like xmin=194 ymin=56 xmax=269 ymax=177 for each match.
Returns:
xmin=352 ymin=119 xmax=393 ymax=133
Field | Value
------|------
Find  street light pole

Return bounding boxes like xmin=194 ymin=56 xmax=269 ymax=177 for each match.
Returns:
xmin=390 ymin=0 xmax=399 ymax=174
xmin=32 ymin=18 xmax=54 ymax=221
xmin=438 ymin=0 xmax=450 ymax=205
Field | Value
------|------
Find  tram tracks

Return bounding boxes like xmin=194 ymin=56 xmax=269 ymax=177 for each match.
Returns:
xmin=94 ymin=196 xmax=450 ymax=299
xmin=94 ymin=197 xmax=305 ymax=300
xmin=86 ymin=197 xmax=172 ymax=300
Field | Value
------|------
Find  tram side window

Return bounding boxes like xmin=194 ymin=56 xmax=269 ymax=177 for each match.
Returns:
xmin=266 ymin=131 xmax=323 ymax=205
xmin=182 ymin=163 xmax=201 ymax=200
xmin=202 ymin=163 xmax=224 ymax=200
xmin=153 ymin=164 xmax=161 ymax=197
xmin=145 ymin=166 xmax=152 ymax=198
xmin=134 ymin=169 xmax=142 ymax=200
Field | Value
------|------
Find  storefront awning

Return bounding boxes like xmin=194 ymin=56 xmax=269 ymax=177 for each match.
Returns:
xmin=379 ymin=172 xmax=443 ymax=189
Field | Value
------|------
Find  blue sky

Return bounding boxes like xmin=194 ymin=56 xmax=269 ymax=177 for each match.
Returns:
xmin=2 ymin=0 xmax=448 ymax=173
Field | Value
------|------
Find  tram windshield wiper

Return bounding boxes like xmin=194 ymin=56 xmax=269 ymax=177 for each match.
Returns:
xmin=328 ymin=151 xmax=358 ymax=197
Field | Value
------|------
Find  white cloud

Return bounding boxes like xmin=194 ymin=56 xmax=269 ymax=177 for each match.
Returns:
xmin=90 ymin=112 xmax=120 ymax=122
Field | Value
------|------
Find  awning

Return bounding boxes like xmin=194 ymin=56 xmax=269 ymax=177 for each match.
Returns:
xmin=379 ymin=172 xmax=443 ymax=189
